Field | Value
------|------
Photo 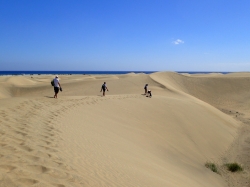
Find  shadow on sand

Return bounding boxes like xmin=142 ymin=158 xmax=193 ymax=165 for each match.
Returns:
xmin=44 ymin=96 xmax=54 ymax=98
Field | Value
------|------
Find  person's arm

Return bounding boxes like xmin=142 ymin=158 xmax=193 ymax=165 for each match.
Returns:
xmin=106 ymin=86 xmax=108 ymax=91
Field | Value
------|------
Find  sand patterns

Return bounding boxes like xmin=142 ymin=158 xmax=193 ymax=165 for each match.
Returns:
xmin=0 ymin=95 xmax=141 ymax=186
xmin=0 ymin=98 xmax=81 ymax=186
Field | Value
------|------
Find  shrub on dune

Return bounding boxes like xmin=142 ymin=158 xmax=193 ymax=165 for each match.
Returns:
xmin=225 ymin=163 xmax=243 ymax=172
xmin=205 ymin=162 xmax=218 ymax=173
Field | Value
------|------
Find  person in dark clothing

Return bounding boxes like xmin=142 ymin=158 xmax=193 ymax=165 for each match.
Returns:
xmin=100 ymin=82 xmax=109 ymax=96
xmin=144 ymin=84 xmax=148 ymax=95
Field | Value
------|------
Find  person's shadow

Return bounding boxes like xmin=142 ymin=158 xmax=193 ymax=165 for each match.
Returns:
xmin=44 ymin=96 xmax=54 ymax=98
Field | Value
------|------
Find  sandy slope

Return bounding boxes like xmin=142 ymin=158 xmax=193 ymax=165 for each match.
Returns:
xmin=0 ymin=72 xmax=249 ymax=187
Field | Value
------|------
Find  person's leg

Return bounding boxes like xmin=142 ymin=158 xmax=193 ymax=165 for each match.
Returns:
xmin=54 ymin=92 xmax=57 ymax=98
xmin=54 ymin=87 xmax=56 ymax=98
xmin=54 ymin=87 xmax=59 ymax=98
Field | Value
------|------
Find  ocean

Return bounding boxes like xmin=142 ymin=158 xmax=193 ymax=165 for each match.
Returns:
xmin=0 ymin=71 xmax=156 ymax=76
xmin=0 ymin=71 xmax=231 ymax=76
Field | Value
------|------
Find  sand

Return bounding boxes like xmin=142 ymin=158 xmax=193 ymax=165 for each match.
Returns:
xmin=0 ymin=72 xmax=250 ymax=187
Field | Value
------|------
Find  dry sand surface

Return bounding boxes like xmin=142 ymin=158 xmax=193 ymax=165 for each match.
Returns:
xmin=0 ymin=72 xmax=250 ymax=187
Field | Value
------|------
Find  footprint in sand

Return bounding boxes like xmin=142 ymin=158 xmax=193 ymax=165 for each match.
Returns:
xmin=25 ymin=155 xmax=40 ymax=162
xmin=14 ymin=130 xmax=28 ymax=137
xmin=0 ymin=165 xmax=16 ymax=172
xmin=53 ymin=184 xmax=66 ymax=187
xmin=17 ymin=178 xmax=39 ymax=185
xmin=0 ymin=143 xmax=7 ymax=147
xmin=39 ymin=145 xmax=58 ymax=152
xmin=26 ymin=165 xmax=50 ymax=174
xmin=18 ymin=145 xmax=33 ymax=152
xmin=46 ymin=169 xmax=69 ymax=179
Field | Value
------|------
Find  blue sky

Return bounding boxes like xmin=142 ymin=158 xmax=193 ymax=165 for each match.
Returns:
xmin=1 ymin=0 xmax=250 ymax=71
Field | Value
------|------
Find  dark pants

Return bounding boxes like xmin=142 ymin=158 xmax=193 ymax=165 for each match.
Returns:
xmin=54 ymin=87 xmax=59 ymax=93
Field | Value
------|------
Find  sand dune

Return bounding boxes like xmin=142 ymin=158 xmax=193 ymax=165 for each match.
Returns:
xmin=0 ymin=72 xmax=250 ymax=187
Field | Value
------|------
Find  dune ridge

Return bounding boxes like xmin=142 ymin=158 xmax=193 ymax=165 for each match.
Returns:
xmin=0 ymin=72 xmax=250 ymax=186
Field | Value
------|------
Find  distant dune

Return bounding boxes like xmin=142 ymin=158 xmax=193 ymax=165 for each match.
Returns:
xmin=0 ymin=72 xmax=249 ymax=187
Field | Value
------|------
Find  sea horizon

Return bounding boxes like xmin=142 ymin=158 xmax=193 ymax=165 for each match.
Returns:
xmin=0 ymin=71 xmax=234 ymax=76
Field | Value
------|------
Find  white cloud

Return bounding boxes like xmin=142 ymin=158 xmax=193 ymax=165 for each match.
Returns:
xmin=172 ymin=39 xmax=184 ymax=45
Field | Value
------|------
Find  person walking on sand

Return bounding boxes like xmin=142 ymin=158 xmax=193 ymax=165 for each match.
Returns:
xmin=100 ymin=82 xmax=108 ymax=96
xmin=144 ymin=84 xmax=148 ymax=95
xmin=53 ymin=75 xmax=61 ymax=99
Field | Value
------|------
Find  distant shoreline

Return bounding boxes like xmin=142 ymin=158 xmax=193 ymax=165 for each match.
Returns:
xmin=0 ymin=71 xmax=157 ymax=76
xmin=0 ymin=71 xmax=234 ymax=76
